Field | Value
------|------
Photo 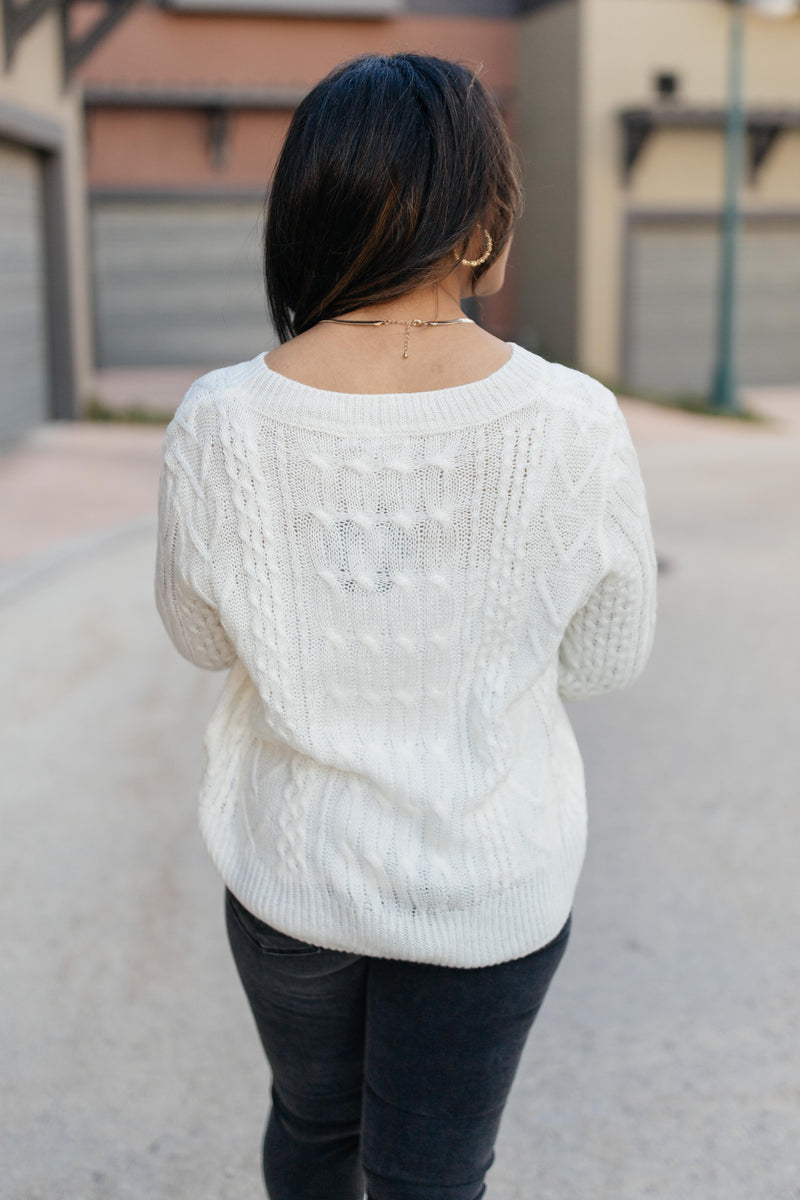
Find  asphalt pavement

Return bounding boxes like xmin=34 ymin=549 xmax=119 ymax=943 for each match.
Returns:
xmin=1 ymin=391 xmax=798 ymax=1200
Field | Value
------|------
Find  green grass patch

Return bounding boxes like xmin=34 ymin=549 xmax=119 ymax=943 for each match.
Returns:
xmin=82 ymin=396 xmax=173 ymax=425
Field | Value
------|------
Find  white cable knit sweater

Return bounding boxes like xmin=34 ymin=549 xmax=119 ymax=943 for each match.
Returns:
xmin=155 ymin=343 xmax=657 ymax=967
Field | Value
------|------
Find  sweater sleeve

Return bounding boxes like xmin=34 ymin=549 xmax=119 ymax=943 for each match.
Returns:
xmin=154 ymin=396 xmax=237 ymax=672
xmin=557 ymin=404 xmax=657 ymax=701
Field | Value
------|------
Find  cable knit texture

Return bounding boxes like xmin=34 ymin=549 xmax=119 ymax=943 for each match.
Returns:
xmin=155 ymin=343 xmax=657 ymax=967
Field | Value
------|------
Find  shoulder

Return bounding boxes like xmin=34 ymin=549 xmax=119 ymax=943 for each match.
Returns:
xmin=511 ymin=345 xmax=619 ymax=423
xmin=166 ymin=357 xmax=262 ymax=443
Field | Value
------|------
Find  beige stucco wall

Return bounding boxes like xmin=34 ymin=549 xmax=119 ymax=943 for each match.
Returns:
xmin=0 ymin=13 xmax=93 ymax=398
xmin=580 ymin=0 xmax=800 ymax=381
xmin=515 ymin=0 xmax=581 ymax=365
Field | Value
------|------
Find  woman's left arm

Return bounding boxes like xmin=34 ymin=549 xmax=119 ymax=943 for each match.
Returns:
xmin=154 ymin=399 xmax=236 ymax=672
xmin=557 ymin=402 xmax=658 ymax=701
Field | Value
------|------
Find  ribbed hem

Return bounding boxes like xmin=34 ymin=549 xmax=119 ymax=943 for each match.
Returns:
xmin=199 ymin=794 xmax=586 ymax=969
xmin=234 ymin=342 xmax=548 ymax=434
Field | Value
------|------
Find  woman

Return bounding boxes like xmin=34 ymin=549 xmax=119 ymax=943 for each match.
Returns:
xmin=155 ymin=52 xmax=657 ymax=1200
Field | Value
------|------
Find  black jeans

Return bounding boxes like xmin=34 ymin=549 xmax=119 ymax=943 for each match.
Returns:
xmin=225 ymin=887 xmax=571 ymax=1200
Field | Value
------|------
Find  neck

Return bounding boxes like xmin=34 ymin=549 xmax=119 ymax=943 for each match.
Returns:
xmin=336 ymin=280 xmax=465 ymax=324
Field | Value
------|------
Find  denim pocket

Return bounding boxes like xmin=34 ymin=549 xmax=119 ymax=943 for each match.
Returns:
xmin=226 ymin=889 xmax=322 ymax=956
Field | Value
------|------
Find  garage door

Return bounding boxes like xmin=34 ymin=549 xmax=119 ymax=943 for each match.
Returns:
xmin=90 ymin=198 xmax=277 ymax=367
xmin=626 ymin=216 xmax=800 ymax=395
xmin=0 ymin=139 xmax=48 ymax=442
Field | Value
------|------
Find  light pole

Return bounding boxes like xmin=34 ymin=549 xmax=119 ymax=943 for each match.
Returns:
xmin=711 ymin=0 xmax=800 ymax=411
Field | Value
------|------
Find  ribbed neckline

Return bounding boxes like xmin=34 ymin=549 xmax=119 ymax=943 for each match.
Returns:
xmin=242 ymin=342 xmax=542 ymax=432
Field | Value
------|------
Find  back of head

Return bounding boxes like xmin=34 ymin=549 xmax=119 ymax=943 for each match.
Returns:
xmin=264 ymin=52 xmax=523 ymax=343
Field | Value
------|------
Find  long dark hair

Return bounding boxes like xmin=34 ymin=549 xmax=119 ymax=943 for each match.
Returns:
xmin=264 ymin=52 xmax=523 ymax=344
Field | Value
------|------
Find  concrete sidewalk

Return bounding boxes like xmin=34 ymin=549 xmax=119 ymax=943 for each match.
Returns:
xmin=1 ymin=389 xmax=799 ymax=1199
xmin=0 ymin=421 xmax=166 ymax=601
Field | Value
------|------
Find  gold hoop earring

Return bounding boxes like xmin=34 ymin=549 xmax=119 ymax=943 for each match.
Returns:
xmin=460 ymin=228 xmax=493 ymax=269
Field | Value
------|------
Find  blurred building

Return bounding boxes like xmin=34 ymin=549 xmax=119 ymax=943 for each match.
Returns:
xmin=5 ymin=0 xmax=799 ymax=431
xmin=0 ymin=0 xmax=136 ymax=441
xmin=517 ymin=0 xmax=800 ymax=394
xmin=76 ymin=0 xmax=515 ymax=372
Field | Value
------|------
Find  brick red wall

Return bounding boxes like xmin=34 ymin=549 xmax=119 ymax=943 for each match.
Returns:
xmin=86 ymin=108 xmax=293 ymax=189
xmin=78 ymin=9 xmax=514 ymax=94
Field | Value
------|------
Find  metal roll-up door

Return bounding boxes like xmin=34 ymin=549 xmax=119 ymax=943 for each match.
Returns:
xmin=626 ymin=216 xmax=800 ymax=395
xmin=90 ymin=198 xmax=276 ymax=367
xmin=0 ymin=139 xmax=48 ymax=442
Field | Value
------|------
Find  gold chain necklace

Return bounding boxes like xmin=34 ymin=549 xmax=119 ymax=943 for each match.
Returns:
xmin=321 ymin=316 xmax=474 ymax=359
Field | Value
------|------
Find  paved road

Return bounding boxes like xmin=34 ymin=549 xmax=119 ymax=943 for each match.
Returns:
xmin=1 ymin=394 xmax=798 ymax=1200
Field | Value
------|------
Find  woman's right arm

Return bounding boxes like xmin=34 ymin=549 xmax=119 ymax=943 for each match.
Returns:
xmin=557 ymin=405 xmax=658 ymax=701
xmin=154 ymin=389 xmax=237 ymax=673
